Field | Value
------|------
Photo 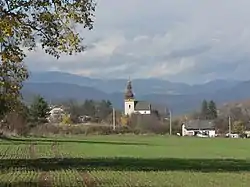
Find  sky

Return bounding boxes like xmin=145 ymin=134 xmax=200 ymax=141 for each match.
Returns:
xmin=26 ymin=0 xmax=250 ymax=84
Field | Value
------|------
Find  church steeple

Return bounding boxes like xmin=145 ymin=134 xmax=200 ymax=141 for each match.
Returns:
xmin=124 ymin=78 xmax=135 ymax=115
xmin=124 ymin=78 xmax=134 ymax=100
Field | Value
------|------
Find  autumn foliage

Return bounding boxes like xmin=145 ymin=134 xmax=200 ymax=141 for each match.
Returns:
xmin=0 ymin=0 xmax=96 ymax=118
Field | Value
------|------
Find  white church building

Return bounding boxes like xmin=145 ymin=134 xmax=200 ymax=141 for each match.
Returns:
xmin=124 ymin=79 xmax=153 ymax=116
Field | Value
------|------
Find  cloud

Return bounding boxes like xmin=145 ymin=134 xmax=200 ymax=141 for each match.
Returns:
xmin=26 ymin=0 xmax=250 ymax=84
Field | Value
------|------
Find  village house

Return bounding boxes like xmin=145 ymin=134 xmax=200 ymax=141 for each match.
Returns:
xmin=182 ymin=119 xmax=216 ymax=137
xmin=47 ymin=106 xmax=65 ymax=123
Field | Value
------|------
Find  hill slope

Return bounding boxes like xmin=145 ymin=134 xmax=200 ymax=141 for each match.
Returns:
xmin=27 ymin=71 xmax=239 ymax=95
xmin=22 ymin=79 xmax=250 ymax=115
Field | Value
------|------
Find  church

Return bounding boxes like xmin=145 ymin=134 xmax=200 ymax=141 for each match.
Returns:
xmin=124 ymin=79 xmax=153 ymax=116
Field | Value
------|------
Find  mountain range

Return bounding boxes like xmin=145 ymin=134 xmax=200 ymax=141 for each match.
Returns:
xmin=22 ymin=71 xmax=250 ymax=116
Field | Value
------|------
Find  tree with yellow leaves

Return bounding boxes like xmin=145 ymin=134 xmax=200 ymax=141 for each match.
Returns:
xmin=120 ymin=115 xmax=129 ymax=126
xmin=232 ymin=120 xmax=246 ymax=134
xmin=0 ymin=0 xmax=96 ymax=118
xmin=61 ymin=114 xmax=72 ymax=125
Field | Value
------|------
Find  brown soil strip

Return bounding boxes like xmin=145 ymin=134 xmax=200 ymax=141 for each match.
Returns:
xmin=82 ymin=172 xmax=98 ymax=187
xmin=38 ymin=172 xmax=52 ymax=187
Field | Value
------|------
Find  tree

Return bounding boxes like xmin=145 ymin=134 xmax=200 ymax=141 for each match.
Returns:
xmin=82 ymin=100 xmax=96 ymax=117
xmin=208 ymin=100 xmax=217 ymax=119
xmin=64 ymin=99 xmax=81 ymax=123
xmin=121 ymin=115 xmax=129 ymax=126
xmin=214 ymin=117 xmax=229 ymax=134
xmin=171 ymin=119 xmax=182 ymax=135
xmin=95 ymin=100 xmax=112 ymax=121
xmin=29 ymin=95 xmax=50 ymax=124
xmin=201 ymin=100 xmax=209 ymax=119
xmin=232 ymin=120 xmax=245 ymax=134
xmin=61 ymin=114 xmax=72 ymax=125
xmin=230 ymin=107 xmax=249 ymax=122
xmin=0 ymin=63 xmax=28 ymax=120
xmin=1 ymin=101 xmax=30 ymax=135
xmin=129 ymin=114 xmax=169 ymax=134
xmin=0 ymin=0 xmax=96 ymax=117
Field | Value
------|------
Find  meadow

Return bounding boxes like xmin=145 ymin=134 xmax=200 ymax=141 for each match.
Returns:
xmin=0 ymin=135 xmax=250 ymax=186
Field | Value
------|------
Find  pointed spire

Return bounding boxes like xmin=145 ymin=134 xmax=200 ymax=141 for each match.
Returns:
xmin=125 ymin=78 xmax=134 ymax=100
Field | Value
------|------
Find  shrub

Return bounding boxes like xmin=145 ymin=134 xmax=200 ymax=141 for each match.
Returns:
xmin=61 ymin=114 xmax=72 ymax=125
xmin=128 ymin=114 xmax=169 ymax=134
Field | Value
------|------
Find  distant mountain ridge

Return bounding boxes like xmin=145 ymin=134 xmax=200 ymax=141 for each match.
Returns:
xmin=27 ymin=71 xmax=240 ymax=95
xmin=22 ymin=71 xmax=249 ymax=115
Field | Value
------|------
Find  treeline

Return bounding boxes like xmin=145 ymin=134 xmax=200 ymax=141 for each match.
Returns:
xmin=32 ymin=110 xmax=179 ymax=137
xmin=59 ymin=99 xmax=113 ymax=123
xmin=0 ymin=95 xmax=116 ymax=136
xmin=8 ymin=95 xmax=250 ymax=137
xmin=1 ymin=94 xmax=181 ymax=136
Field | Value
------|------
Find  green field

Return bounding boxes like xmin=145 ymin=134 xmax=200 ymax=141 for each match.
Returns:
xmin=1 ymin=135 xmax=250 ymax=186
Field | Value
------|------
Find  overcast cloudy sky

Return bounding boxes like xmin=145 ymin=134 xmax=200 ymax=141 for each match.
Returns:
xmin=26 ymin=0 xmax=250 ymax=84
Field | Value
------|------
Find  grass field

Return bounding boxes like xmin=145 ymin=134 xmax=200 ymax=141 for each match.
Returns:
xmin=1 ymin=135 xmax=250 ymax=186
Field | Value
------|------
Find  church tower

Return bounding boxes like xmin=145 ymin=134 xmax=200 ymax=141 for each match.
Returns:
xmin=124 ymin=79 xmax=135 ymax=115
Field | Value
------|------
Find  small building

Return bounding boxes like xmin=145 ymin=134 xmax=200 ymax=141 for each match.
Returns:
xmin=78 ymin=115 xmax=92 ymax=123
xmin=182 ymin=120 xmax=216 ymax=137
xmin=47 ymin=107 xmax=65 ymax=123
xmin=243 ymin=123 xmax=250 ymax=138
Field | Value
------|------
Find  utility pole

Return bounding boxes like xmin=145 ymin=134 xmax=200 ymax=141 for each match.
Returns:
xmin=165 ymin=107 xmax=172 ymax=135
xmin=169 ymin=109 xmax=172 ymax=136
xmin=112 ymin=107 xmax=116 ymax=130
xmin=228 ymin=115 xmax=231 ymax=134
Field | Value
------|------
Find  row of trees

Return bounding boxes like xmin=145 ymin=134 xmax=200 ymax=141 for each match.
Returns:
xmin=26 ymin=97 xmax=114 ymax=124
xmin=0 ymin=94 xmax=117 ymax=135
xmin=61 ymin=99 xmax=113 ymax=123
xmin=8 ymin=95 xmax=250 ymax=136
xmin=27 ymin=96 xmax=176 ymax=135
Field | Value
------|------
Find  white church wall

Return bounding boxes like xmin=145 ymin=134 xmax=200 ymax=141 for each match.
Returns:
xmin=124 ymin=100 xmax=135 ymax=115
xmin=136 ymin=110 xmax=151 ymax=115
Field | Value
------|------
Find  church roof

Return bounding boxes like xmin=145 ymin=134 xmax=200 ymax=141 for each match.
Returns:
xmin=135 ymin=101 xmax=151 ymax=110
